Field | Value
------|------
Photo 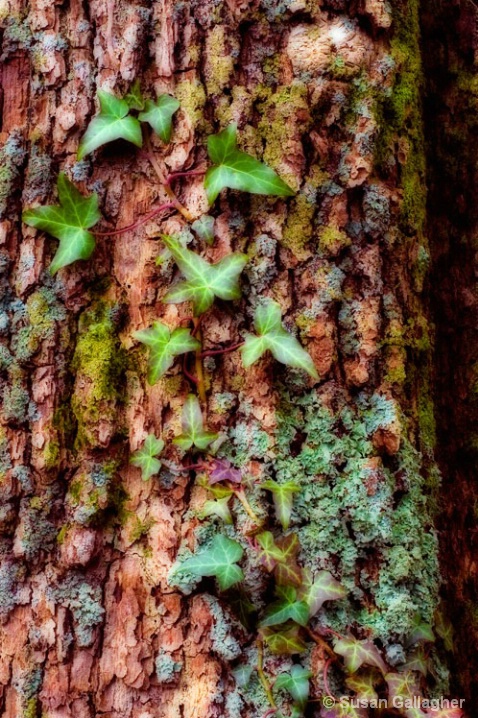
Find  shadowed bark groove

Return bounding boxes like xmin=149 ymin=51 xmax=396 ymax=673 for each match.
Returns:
xmin=0 ymin=0 xmax=469 ymax=716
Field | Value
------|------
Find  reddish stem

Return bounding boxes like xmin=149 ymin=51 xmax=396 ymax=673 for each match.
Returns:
xmin=199 ymin=342 xmax=244 ymax=358
xmin=323 ymin=658 xmax=335 ymax=699
xmin=182 ymin=355 xmax=198 ymax=386
xmin=94 ymin=202 xmax=175 ymax=237
xmin=166 ymin=169 xmax=206 ymax=185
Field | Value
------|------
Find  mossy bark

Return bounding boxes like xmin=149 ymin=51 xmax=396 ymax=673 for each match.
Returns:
xmin=0 ymin=0 xmax=471 ymax=716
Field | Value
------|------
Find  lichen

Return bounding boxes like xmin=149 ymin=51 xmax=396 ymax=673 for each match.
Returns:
xmin=50 ymin=573 xmax=105 ymax=647
xmin=205 ymin=26 xmax=235 ymax=96
xmin=0 ymin=131 xmax=26 ymax=219
xmin=155 ymin=651 xmax=183 ymax=683
xmin=175 ymin=79 xmax=207 ymax=132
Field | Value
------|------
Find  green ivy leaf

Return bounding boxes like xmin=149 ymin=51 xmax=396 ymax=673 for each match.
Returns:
xmin=262 ymin=479 xmax=300 ymax=529
xmin=205 ymin=124 xmax=295 ymax=204
xmin=130 ymin=434 xmax=165 ymax=480
xmin=192 ymin=215 xmax=215 ymax=245
xmin=241 ymin=300 xmax=319 ymax=379
xmin=299 ymin=569 xmax=347 ymax=618
xmin=275 ymin=665 xmax=312 ymax=709
xmin=345 ymin=670 xmax=379 ymax=701
xmin=407 ymin=616 xmax=435 ymax=647
xmin=78 ymin=90 xmax=142 ymax=159
xmin=138 ymin=95 xmax=180 ymax=143
xmin=173 ymin=394 xmax=218 ymax=451
xmin=124 ymin=79 xmax=145 ymax=110
xmin=401 ymin=647 xmax=429 ymax=675
xmin=232 ymin=665 xmax=253 ymax=688
xmin=434 ymin=610 xmax=454 ymax=652
xmin=260 ymin=623 xmax=307 ymax=655
xmin=199 ymin=496 xmax=233 ymax=524
xmin=334 ymin=637 xmax=388 ymax=675
xmin=274 ymin=533 xmax=303 ymax=587
xmin=259 ymin=586 xmax=309 ymax=628
xmin=256 ymin=531 xmax=285 ymax=572
xmin=162 ymin=235 xmax=247 ymax=315
xmin=174 ymin=534 xmax=244 ymax=591
xmin=134 ymin=321 xmax=200 ymax=384
xmin=22 ymin=173 xmax=101 ymax=274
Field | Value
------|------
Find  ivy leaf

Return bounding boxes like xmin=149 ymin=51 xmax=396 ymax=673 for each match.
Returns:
xmin=299 ymin=569 xmax=347 ymax=618
xmin=259 ymin=586 xmax=309 ymax=628
xmin=274 ymin=533 xmax=303 ymax=587
xmin=124 ymin=79 xmax=145 ymax=110
xmin=260 ymin=623 xmax=307 ymax=655
xmin=130 ymin=434 xmax=165 ymax=480
xmin=407 ymin=617 xmax=435 ymax=647
xmin=232 ymin=665 xmax=253 ymax=688
xmin=173 ymin=394 xmax=218 ymax=451
xmin=241 ymin=300 xmax=319 ymax=379
xmin=174 ymin=534 xmax=244 ymax=591
xmin=262 ymin=479 xmax=300 ymax=529
xmin=334 ymin=637 xmax=388 ymax=675
xmin=205 ymin=124 xmax=295 ymax=204
xmin=401 ymin=646 xmax=429 ymax=675
xmin=199 ymin=497 xmax=233 ymax=524
xmin=256 ymin=531 xmax=285 ymax=572
xmin=162 ymin=235 xmax=247 ymax=316
xmin=138 ymin=95 xmax=180 ymax=143
xmin=134 ymin=321 xmax=200 ymax=384
xmin=22 ymin=173 xmax=101 ymax=274
xmin=78 ymin=91 xmax=142 ymax=159
xmin=209 ymin=459 xmax=242 ymax=485
xmin=385 ymin=671 xmax=421 ymax=705
xmin=275 ymin=665 xmax=312 ymax=709
xmin=345 ymin=670 xmax=379 ymax=701
xmin=434 ymin=610 xmax=454 ymax=652
xmin=192 ymin=215 xmax=215 ymax=246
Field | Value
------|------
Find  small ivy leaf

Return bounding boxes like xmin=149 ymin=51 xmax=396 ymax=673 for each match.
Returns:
xmin=241 ymin=300 xmax=319 ymax=379
xmin=138 ymin=95 xmax=180 ymax=143
xmin=385 ymin=671 xmax=421 ymax=705
xmin=162 ymin=235 xmax=247 ymax=316
xmin=334 ymin=637 xmax=388 ymax=675
xmin=260 ymin=623 xmax=307 ymax=655
xmin=274 ymin=533 xmax=303 ymax=588
xmin=22 ymin=173 xmax=101 ymax=274
xmin=130 ymin=434 xmax=165 ymax=480
xmin=259 ymin=586 xmax=309 ymax=628
xmin=199 ymin=496 xmax=233 ymax=524
xmin=229 ymin=588 xmax=257 ymax=630
xmin=256 ymin=531 xmax=285 ymax=572
xmin=434 ymin=610 xmax=454 ymax=652
xmin=299 ymin=569 xmax=347 ymax=618
xmin=173 ymin=394 xmax=218 ymax=451
xmin=232 ymin=665 xmax=253 ymax=688
xmin=262 ymin=479 xmax=300 ymax=529
xmin=209 ymin=459 xmax=242 ymax=485
xmin=173 ymin=534 xmax=244 ymax=591
xmin=205 ymin=124 xmax=295 ymax=204
xmin=345 ymin=670 xmax=379 ymax=701
xmin=406 ymin=617 xmax=435 ymax=647
xmin=192 ymin=215 xmax=215 ymax=245
xmin=275 ymin=665 xmax=312 ymax=709
xmin=124 ymin=79 xmax=145 ymax=110
xmin=134 ymin=321 xmax=200 ymax=384
xmin=78 ymin=90 xmax=142 ymax=159
xmin=401 ymin=647 xmax=429 ymax=675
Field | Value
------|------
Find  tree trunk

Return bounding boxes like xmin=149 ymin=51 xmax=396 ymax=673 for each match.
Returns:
xmin=0 ymin=0 xmax=473 ymax=716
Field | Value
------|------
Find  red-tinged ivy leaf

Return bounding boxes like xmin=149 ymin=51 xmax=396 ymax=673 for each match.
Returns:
xmin=407 ymin=617 xmax=435 ymax=647
xmin=299 ymin=568 xmax=347 ymax=618
xmin=259 ymin=585 xmax=309 ymax=628
xmin=274 ymin=533 xmax=303 ymax=588
xmin=434 ymin=610 xmax=454 ymax=652
xmin=228 ymin=589 xmax=256 ymax=630
xmin=256 ymin=531 xmax=284 ymax=572
xmin=345 ymin=670 xmax=380 ymax=701
xmin=262 ymin=479 xmax=300 ymax=529
xmin=401 ymin=646 xmax=429 ymax=675
xmin=209 ymin=458 xmax=242 ymax=485
xmin=425 ymin=707 xmax=464 ymax=718
xmin=334 ymin=637 xmax=388 ymax=675
xmin=260 ymin=623 xmax=307 ymax=655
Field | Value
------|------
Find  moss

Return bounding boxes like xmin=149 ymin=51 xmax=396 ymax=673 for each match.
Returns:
xmin=281 ymin=193 xmax=315 ymax=259
xmin=23 ymin=698 xmax=39 ymax=718
xmin=71 ymin=302 xmax=126 ymax=448
xmin=205 ymin=26 xmax=234 ymax=96
xmin=43 ymin=440 xmax=60 ymax=470
xmin=129 ymin=516 xmax=155 ymax=543
xmin=317 ymin=225 xmax=351 ymax=256
xmin=175 ymin=79 xmax=207 ymax=131
xmin=56 ymin=525 xmax=68 ymax=545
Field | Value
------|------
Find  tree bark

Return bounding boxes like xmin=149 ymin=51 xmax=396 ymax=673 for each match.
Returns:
xmin=0 ymin=0 xmax=472 ymax=716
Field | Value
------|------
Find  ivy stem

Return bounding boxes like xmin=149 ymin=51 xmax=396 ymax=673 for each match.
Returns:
xmin=193 ymin=318 xmax=207 ymax=402
xmin=94 ymin=202 xmax=175 ymax=237
xmin=144 ymin=130 xmax=195 ymax=222
xmin=199 ymin=341 xmax=244 ymax=358
xmin=323 ymin=658 xmax=335 ymax=699
xmin=305 ymin=627 xmax=337 ymax=660
xmin=232 ymin=487 xmax=262 ymax=525
xmin=257 ymin=639 xmax=277 ymax=710
xmin=166 ymin=168 xmax=206 ymax=185
xmin=182 ymin=355 xmax=198 ymax=386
